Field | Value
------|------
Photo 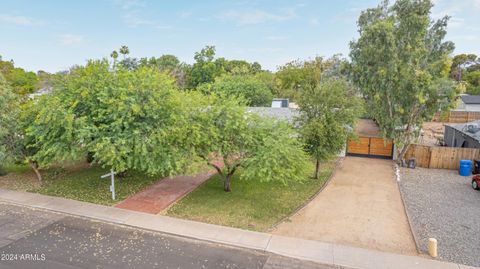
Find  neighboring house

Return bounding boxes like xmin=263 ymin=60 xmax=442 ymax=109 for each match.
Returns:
xmin=444 ymin=121 xmax=480 ymax=148
xmin=247 ymin=98 xmax=299 ymax=124
xmin=271 ymin=98 xmax=298 ymax=109
xmin=456 ymin=95 xmax=480 ymax=112
xmin=246 ymin=107 xmax=298 ymax=124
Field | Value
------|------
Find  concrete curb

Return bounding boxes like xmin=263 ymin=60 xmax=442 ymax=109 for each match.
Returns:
xmin=0 ymin=188 xmax=474 ymax=269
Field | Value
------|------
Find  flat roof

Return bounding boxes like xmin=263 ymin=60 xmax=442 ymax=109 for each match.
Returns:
xmin=445 ymin=120 xmax=480 ymax=142
xmin=461 ymin=95 xmax=480 ymax=104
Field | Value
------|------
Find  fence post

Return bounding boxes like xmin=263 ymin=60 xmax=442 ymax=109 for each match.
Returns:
xmin=428 ymin=146 xmax=433 ymax=168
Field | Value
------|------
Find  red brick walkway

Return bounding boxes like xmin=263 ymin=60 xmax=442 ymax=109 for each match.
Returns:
xmin=114 ymin=170 xmax=217 ymax=214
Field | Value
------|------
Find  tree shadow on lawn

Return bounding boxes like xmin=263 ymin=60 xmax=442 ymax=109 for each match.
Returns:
xmin=0 ymin=161 xmax=162 ymax=206
xmin=165 ymin=160 xmax=336 ymax=232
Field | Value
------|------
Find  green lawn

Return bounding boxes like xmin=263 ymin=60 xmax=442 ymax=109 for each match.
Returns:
xmin=0 ymin=163 xmax=161 ymax=206
xmin=166 ymin=160 xmax=336 ymax=232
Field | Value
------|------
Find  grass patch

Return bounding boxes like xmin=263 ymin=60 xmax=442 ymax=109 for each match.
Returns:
xmin=166 ymin=160 xmax=336 ymax=232
xmin=3 ymin=163 xmax=31 ymax=174
xmin=0 ymin=162 xmax=162 ymax=206
xmin=34 ymin=166 xmax=160 ymax=206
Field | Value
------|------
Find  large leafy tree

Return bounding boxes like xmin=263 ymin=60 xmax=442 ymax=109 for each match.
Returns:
xmin=275 ymin=56 xmax=345 ymax=101
xmin=202 ymin=75 xmax=273 ymax=106
xmin=0 ymin=56 xmax=38 ymax=95
xmin=449 ymin=54 xmax=480 ymax=94
xmin=0 ymin=74 xmax=42 ymax=180
xmin=297 ymin=78 xmax=363 ymax=179
xmin=0 ymin=74 xmax=19 ymax=174
xmin=349 ymin=0 xmax=456 ymax=160
xmin=191 ymin=96 xmax=310 ymax=192
xmin=187 ymin=46 xmax=226 ymax=88
xmin=464 ymin=70 xmax=480 ymax=95
xmin=27 ymin=60 xmax=199 ymax=176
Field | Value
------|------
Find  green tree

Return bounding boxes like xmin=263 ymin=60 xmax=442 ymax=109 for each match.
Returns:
xmin=0 ymin=56 xmax=38 ymax=95
xmin=187 ymin=46 xmax=225 ymax=88
xmin=205 ymin=75 xmax=273 ymax=106
xmin=119 ymin=57 xmax=139 ymax=70
xmin=0 ymin=74 xmax=19 ymax=174
xmin=450 ymin=54 xmax=478 ymax=82
xmin=297 ymin=78 xmax=363 ymax=179
xmin=191 ymin=96 xmax=310 ymax=192
xmin=0 ymin=74 xmax=42 ymax=180
xmin=465 ymin=70 xmax=480 ymax=95
xmin=110 ymin=50 xmax=119 ymax=65
xmin=275 ymin=56 xmax=345 ymax=101
xmin=26 ymin=60 xmax=198 ymax=177
xmin=349 ymin=0 xmax=456 ymax=161
xmin=156 ymin=55 xmax=180 ymax=71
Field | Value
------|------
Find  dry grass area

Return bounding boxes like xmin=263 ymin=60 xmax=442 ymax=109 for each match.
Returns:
xmin=0 ymin=170 xmax=41 ymax=191
xmin=419 ymin=122 xmax=445 ymax=146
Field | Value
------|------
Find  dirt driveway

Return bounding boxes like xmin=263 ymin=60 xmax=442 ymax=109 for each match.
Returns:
xmin=273 ymin=157 xmax=417 ymax=255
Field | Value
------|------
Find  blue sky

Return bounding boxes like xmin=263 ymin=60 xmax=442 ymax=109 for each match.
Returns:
xmin=1 ymin=0 xmax=479 ymax=72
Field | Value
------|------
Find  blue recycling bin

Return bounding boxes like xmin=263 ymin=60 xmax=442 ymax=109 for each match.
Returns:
xmin=459 ymin=160 xmax=472 ymax=176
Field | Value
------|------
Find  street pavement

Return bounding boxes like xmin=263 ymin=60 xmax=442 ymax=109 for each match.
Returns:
xmin=0 ymin=203 xmax=337 ymax=269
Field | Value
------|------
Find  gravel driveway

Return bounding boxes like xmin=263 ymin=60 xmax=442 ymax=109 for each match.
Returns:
xmin=399 ymin=167 xmax=480 ymax=267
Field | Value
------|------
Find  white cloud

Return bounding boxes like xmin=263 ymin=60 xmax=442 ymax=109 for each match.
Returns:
xmin=60 ymin=34 xmax=84 ymax=45
xmin=0 ymin=14 xmax=42 ymax=26
xmin=220 ymin=8 xmax=296 ymax=25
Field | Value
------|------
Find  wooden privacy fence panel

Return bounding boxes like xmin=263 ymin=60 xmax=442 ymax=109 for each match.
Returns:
xmin=405 ymin=144 xmax=480 ymax=170
xmin=433 ymin=111 xmax=480 ymax=123
xmin=404 ymin=144 xmax=431 ymax=168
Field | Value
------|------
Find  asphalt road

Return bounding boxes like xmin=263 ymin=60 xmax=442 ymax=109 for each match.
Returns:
xmin=0 ymin=203 xmax=337 ymax=269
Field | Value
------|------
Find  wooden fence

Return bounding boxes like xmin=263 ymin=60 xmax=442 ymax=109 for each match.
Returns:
xmin=404 ymin=144 xmax=480 ymax=170
xmin=432 ymin=111 xmax=480 ymax=123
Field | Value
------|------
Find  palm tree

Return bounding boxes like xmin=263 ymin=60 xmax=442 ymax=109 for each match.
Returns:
xmin=110 ymin=50 xmax=118 ymax=60
xmin=110 ymin=50 xmax=118 ymax=63
xmin=119 ymin=45 xmax=129 ymax=60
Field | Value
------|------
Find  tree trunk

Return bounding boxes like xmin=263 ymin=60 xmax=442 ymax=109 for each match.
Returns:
xmin=86 ymin=151 xmax=95 ymax=164
xmin=314 ymin=159 xmax=320 ymax=179
xmin=224 ymin=174 xmax=232 ymax=192
xmin=396 ymin=144 xmax=410 ymax=165
xmin=28 ymin=160 xmax=42 ymax=183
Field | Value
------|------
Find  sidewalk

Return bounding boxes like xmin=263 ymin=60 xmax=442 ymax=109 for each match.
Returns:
xmin=114 ymin=170 xmax=216 ymax=214
xmin=0 ymin=189 xmax=475 ymax=269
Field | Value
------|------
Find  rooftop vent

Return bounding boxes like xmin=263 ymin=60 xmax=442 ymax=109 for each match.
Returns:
xmin=466 ymin=123 xmax=480 ymax=133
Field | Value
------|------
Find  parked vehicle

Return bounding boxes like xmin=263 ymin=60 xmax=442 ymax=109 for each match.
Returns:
xmin=472 ymin=175 xmax=480 ymax=190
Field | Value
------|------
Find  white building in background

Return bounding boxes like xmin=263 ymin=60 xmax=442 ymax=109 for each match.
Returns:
xmin=456 ymin=95 xmax=480 ymax=112
xmin=28 ymin=87 xmax=52 ymax=99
